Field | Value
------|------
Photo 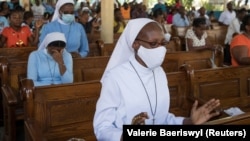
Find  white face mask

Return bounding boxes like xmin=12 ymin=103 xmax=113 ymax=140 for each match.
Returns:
xmin=137 ymin=45 xmax=167 ymax=69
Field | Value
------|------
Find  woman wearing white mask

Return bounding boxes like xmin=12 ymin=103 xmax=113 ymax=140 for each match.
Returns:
xmin=27 ymin=32 xmax=73 ymax=86
xmin=93 ymin=18 xmax=220 ymax=141
xmin=39 ymin=0 xmax=89 ymax=58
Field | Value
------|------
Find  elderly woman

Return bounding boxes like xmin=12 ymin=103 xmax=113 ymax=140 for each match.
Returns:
xmin=39 ymin=0 xmax=89 ymax=58
xmin=93 ymin=18 xmax=220 ymax=141
xmin=185 ymin=17 xmax=214 ymax=51
xmin=231 ymin=14 xmax=250 ymax=66
xmin=27 ymin=32 xmax=73 ymax=86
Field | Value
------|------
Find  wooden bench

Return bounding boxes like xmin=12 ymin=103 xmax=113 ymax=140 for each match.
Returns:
xmin=0 ymin=47 xmax=36 ymax=60
xmin=182 ymin=65 xmax=250 ymax=124
xmin=20 ymin=79 xmax=101 ymax=141
xmin=0 ymin=48 xmax=224 ymax=141
xmin=0 ymin=56 xmax=110 ymax=141
xmin=19 ymin=69 xmax=192 ymax=141
xmin=206 ymin=27 xmax=227 ymax=47
xmin=171 ymin=26 xmax=190 ymax=51
xmin=162 ymin=48 xmax=224 ymax=73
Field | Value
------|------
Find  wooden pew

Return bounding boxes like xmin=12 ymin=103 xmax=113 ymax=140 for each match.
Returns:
xmin=0 ymin=56 xmax=110 ymax=141
xmin=0 ymin=47 xmax=36 ymax=60
xmin=20 ymin=69 xmax=192 ymax=140
xmin=205 ymin=112 xmax=250 ymax=125
xmin=206 ymin=26 xmax=227 ymax=47
xmin=20 ymin=79 xmax=100 ymax=141
xmin=182 ymin=65 xmax=250 ymax=124
xmin=0 ymin=48 xmax=224 ymax=141
xmin=162 ymin=48 xmax=224 ymax=73
xmin=73 ymin=56 xmax=110 ymax=82
xmin=171 ymin=25 xmax=190 ymax=51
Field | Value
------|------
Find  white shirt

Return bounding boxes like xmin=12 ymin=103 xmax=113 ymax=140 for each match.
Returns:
xmin=94 ymin=55 xmax=184 ymax=141
xmin=224 ymin=17 xmax=241 ymax=44
xmin=31 ymin=4 xmax=45 ymax=20
xmin=185 ymin=28 xmax=208 ymax=51
xmin=218 ymin=10 xmax=236 ymax=25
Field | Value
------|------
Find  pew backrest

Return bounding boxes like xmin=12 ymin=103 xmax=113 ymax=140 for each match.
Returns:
xmin=0 ymin=47 xmax=36 ymax=60
xmin=21 ymin=79 xmax=101 ymax=141
xmin=186 ymin=66 xmax=250 ymax=112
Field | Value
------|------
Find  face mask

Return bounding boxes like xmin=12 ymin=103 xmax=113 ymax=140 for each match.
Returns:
xmin=61 ymin=13 xmax=75 ymax=24
xmin=137 ymin=45 xmax=167 ymax=69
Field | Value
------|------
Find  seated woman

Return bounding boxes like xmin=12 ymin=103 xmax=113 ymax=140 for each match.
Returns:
xmin=27 ymin=32 xmax=73 ymax=86
xmin=185 ymin=17 xmax=214 ymax=51
xmin=231 ymin=14 xmax=250 ymax=67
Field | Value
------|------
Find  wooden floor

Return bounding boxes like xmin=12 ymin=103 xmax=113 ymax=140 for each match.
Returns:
xmin=0 ymin=121 xmax=25 ymax=141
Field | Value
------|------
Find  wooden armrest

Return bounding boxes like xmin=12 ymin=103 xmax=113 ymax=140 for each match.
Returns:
xmin=25 ymin=120 xmax=45 ymax=141
xmin=204 ymin=112 xmax=250 ymax=125
xmin=1 ymin=85 xmax=18 ymax=105
xmin=20 ymin=78 xmax=35 ymax=120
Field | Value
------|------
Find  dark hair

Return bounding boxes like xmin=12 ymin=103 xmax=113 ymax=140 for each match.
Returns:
xmin=153 ymin=8 xmax=163 ymax=18
xmin=114 ymin=8 xmax=120 ymax=14
xmin=9 ymin=9 xmax=23 ymax=17
xmin=192 ymin=17 xmax=206 ymax=27
xmin=240 ymin=14 xmax=250 ymax=31
xmin=48 ymin=41 xmax=66 ymax=48
xmin=23 ymin=11 xmax=34 ymax=20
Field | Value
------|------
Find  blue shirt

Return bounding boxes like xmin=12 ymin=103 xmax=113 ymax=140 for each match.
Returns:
xmin=27 ymin=49 xmax=73 ymax=86
xmin=173 ymin=13 xmax=190 ymax=27
xmin=39 ymin=19 xmax=89 ymax=57
xmin=0 ymin=16 xmax=9 ymax=33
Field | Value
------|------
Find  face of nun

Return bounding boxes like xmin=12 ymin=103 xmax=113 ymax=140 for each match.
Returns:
xmin=132 ymin=22 xmax=167 ymax=67
xmin=133 ymin=22 xmax=166 ymax=50
xmin=59 ymin=3 xmax=75 ymax=16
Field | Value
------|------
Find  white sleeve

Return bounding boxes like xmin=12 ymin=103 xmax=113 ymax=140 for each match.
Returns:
xmin=93 ymin=72 xmax=123 ymax=141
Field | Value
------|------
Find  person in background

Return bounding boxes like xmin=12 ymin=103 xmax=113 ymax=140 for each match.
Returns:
xmin=114 ymin=8 xmax=126 ymax=34
xmin=0 ymin=9 xmax=42 ymax=47
xmin=131 ymin=3 xmax=148 ymax=19
xmin=120 ymin=2 xmax=131 ymax=21
xmin=22 ymin=11 xmax=34 ymax=31
xmin=152 ymin=0 xmax=167 ymax=18
xmin=218 ymin=1 xmax=236 ymax=26
xmin=0 ymin=1 xmax=10 ymax=18
xmin=174 ymin=0 xmax=182 ymax=9
xmin=185 ymin=17 xmax=214 ymax=51
xmin=166 ymin=6 xmax=177 ymax=24
xmin=39 ymin=0 xmax=89 ymax=58
xmin=77 ymin=7 xmax=100 ymax=34
xmin=27 ymin=32 xmax=73 ymax=86
xmin=153 ymin=8 xmax=171 ymax=41
xmin=93 ymin=18 xmax=220 ymax=141
xmin=231 ymin=14 xmax=250 ymax=66
xmin=195 ymin=7 xmax=211 ymax=29
xmin=172 ymin=6 xmax=190 ymax=27
xmin=31 ymin=0 xmax=45 ymax=21
xmin=224 ymin=8 xmax=247 ymax=65
xmin=0 ymin=15 xmax=9 ymax=34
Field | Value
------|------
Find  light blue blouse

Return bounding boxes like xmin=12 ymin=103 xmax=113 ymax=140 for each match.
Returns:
xmin=27 ymin=49 xmax=73 ymax=86
xmin=39 ymin=19 xmax=89 ymax=57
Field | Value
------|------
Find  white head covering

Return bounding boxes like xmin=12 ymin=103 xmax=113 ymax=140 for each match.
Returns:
xmin=38 ymin=32 xmax=66 ymax=50
xmin=82 ymin=7 xmax=90 ymax=13
xmin=101 ymin=18 xmax=155 ymax=82
xmin=51 ymin=0 xmax=75 ymax=22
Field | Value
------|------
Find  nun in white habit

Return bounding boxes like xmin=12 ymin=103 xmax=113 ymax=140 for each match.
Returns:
xmin=93 ymin=18 xmax=220 ymax=141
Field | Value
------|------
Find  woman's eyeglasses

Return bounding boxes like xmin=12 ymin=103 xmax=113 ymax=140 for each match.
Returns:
xmin=135 ymin=38 xmax=167 ymax=48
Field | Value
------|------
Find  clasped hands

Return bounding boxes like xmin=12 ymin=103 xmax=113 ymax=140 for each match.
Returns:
xmin=131 ymin=98 xmax=220 ymax=125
